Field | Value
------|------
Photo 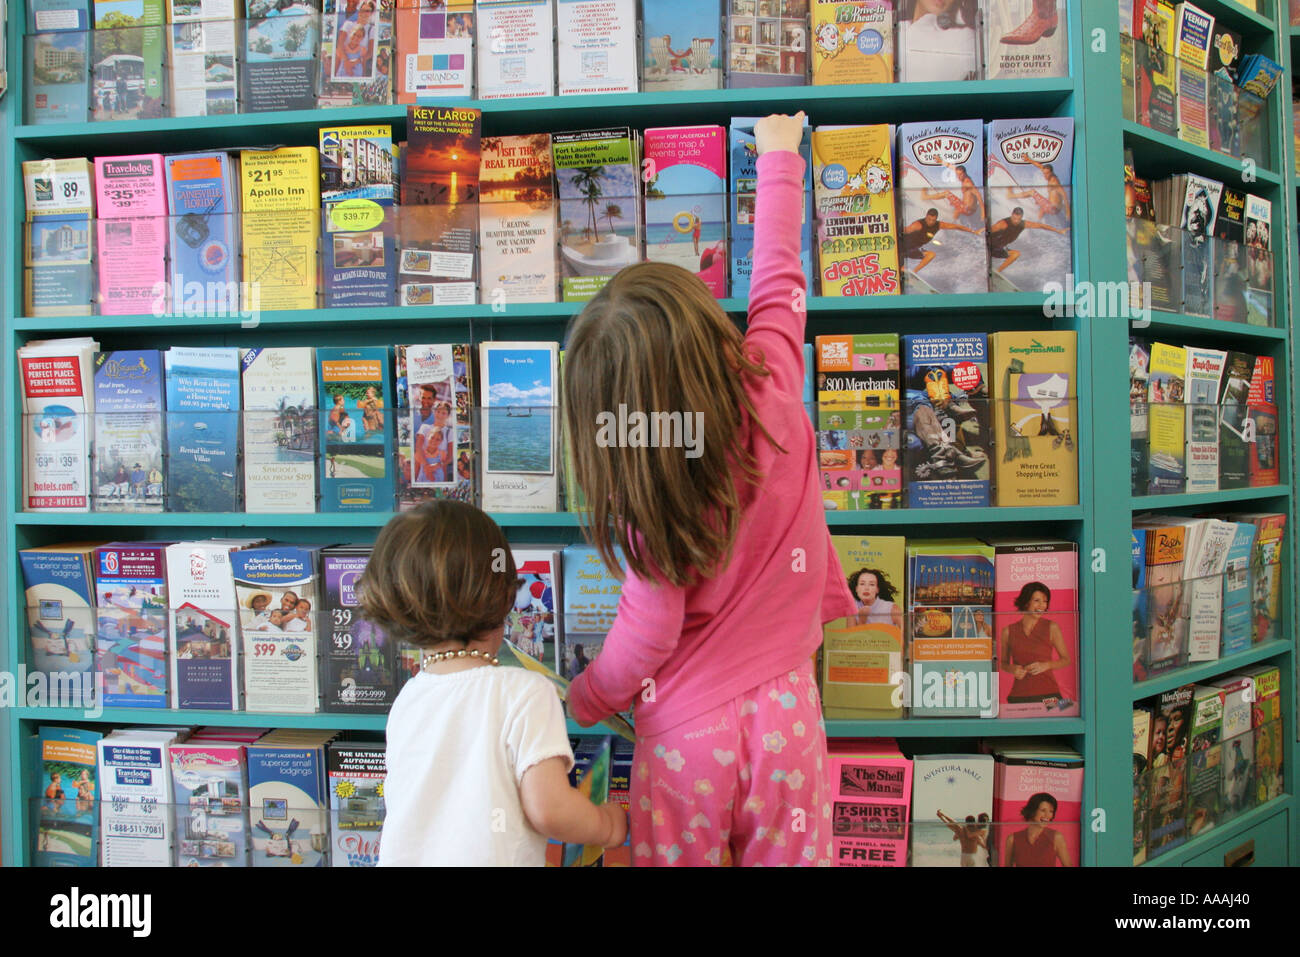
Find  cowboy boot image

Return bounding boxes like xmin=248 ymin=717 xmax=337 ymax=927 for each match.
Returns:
xmin=1001 ymin=0 xmax=1057 ymax=45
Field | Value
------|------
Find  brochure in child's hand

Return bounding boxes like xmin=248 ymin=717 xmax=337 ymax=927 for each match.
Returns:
xmin=499 ymin=639 xmax=637 ymax=743
xmin=565 ymin=736 xmax=613 ymax=868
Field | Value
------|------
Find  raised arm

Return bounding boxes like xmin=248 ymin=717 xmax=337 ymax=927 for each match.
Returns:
xmin=567 ymin=559 xmax=687 ymax=724
xmin=745 ymin=112 xmax=809 ymax=400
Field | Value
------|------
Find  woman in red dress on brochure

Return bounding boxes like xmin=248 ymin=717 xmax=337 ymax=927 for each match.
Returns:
xmin=1001 ymin=580 xmax=1072 ymax=710
xmin=1004 ymin=792 xmax=1071 ymax=867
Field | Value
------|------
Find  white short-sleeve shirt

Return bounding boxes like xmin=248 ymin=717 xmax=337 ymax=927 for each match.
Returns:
xmin=378 ymin=667 xmax=574 ymax=866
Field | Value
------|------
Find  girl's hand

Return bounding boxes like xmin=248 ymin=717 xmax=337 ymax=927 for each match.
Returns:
xmin=755 ymin=111 xmax=807 ymax=156
xmin=602 ymin=804 xmax=629 ymax=848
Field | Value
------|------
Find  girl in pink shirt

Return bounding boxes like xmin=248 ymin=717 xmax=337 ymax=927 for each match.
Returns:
xmin=563 ymin=113 xmax=856 ymax=866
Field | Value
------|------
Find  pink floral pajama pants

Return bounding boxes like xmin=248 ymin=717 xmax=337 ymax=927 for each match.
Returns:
xmin=629 ymin=663 xmax=832 ymax=866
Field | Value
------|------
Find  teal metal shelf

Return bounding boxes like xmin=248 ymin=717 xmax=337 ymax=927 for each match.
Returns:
xmin=825 ymin=718 xmax=1085 ymax=738
xmin=1140 ymin=796 xmax=1294 ymax=867
xmin=1132 ymin=640 xmax=1294 ymax=701
xmin=1122 ymin=121 xmax=1284 ymax=187
xmin=1139 ymin=312 xmax=1288 ymax=340
xmin=13 ymin=507 xmax=1086 ymax=529
xmin=12 ymin=706 xmax=388 ymax=731
xmin=12 ymin=511 xmax=583 ymax=528
xmin=1191 ymin=0 xmax=1276 ymax=33
xmin=1131 ymin=485 xmax=1292 ymax=511
xmin=10 ymin=292 xmax=1051 ymax=335
xmin=822 ymin=506 xmax=1083 ymax=525
xmin=12 ymin=78 xmax=1075 ymax=151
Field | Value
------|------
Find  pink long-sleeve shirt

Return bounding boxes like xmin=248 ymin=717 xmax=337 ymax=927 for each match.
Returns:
xmin=567 ymin=148 xmax=857 ymax=738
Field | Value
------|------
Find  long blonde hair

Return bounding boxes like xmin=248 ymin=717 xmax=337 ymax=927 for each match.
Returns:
xmin=563 ymin=262 xmax=782 ymax=588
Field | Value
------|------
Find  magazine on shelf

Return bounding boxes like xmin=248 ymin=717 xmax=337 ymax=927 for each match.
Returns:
xmin=896 ymin=120 xmax=987 ymax=295
xmin=985 ymin=118 xmax=1073 ymax=293
xmin=815 ymin=333 xmax=901 ymax=511
xmin=91 ymin=0 xmax=166 ymax=120
xmin=98 ymin=728 xmax=181 ymax=866
xmin=164 ymin=346 xmax=241 ymax=512
xmin=642 ymin=125 xmax=728 ymax=297
xmin=475 ymin=0 xmax=554 ymax=99
xmin=93 ymin=154 xmax=168 ymax=316
xmin=1183 ymin=346 xmax=1224 ymax=493
xmin=241 ymin=346 xmax=318 ymax=513
xmin=247 ymin=729 xmax=336 ymax=866
xmin=29 ymin=0 xmax=91 ymax=30
xmin=22 ymin=158 xmax=94 ymax=316
xmin=168 ymin=740 xmax=250 ymax=866
xmin=910 ymin=753 xmax=994 ymax=867
xmin=822 ymin=536 xmax=905 ymax=719
xmin=169 ymin=17 xmax=239 ymax=116
xmin=1178 ymin=174 xmax=1221 ymax=317
xmin=989 ymin=539 xmax=1079 ymax=719
xmin=902 ymin=333 xmax=990 ymax=508
xmin=984 ymin=0 xmax=1067 ymax=79
xmin=556 ymin=0 xmax=637 ymax=94
xmin=20 ymin=545 xmax=100 ymax=701
xmin=897 ymin=0 xmax=979 ymax=82
xmin=321 ymin=546 xmax=395 ymax=712
xmin=92 ymin=349 xmax=165 ymax=513
xmin=479 ymin=133 xmax=556 ymax=303
xmin=400 ymin=106 xmax=480 ymax=305
xmin=163 ymin=151 xmax=240 ymax=315
xmin=552 ymin=127 xmax=640 ymax=302
xmin=828 ymin=741 xmax=911 ymax=867
xmin=810 ymin=0 xmax=892 ymax=85
xmin=395 ymin=0 xmax=473 ymax=101
xmin=27 ymin=30 xmax=91 ymax=124
xmin=93 ymin=542 xmax=170 ymax=708
xmin=36 ymin=726 xmax=103 ymax=867
xmin=396 ymin=342 xmax=475 ymax=507
xmin=166 ymin=541 xmax=248 ymax=710
xmin=1245 ymin=355 xmax=1279 ymax=488
xmin=1145 ymin=341 xmax=1186 ymax=495
xmin=1217 ymin=350 xmax=1253 ymax=489
xmin=316 ymin=346 xmax=395 ymax=512
xmin=242 ymin=0 xmax=322 ymax=112
xmin=1146 ymin=683 xmax=1192 ymax=859
xmin=1129 ymin=337 xmax=1150 ymax=495
xmin=232 ymin=544 xmax=324 ymax=713
xmin=559 ymin=544 xmax=625 ymax=680
xmin=1133 ymin=0 xmax=1177 ymax=136
xmin=1185 ymin=684 xmax=1224 ymax=836
xmin=906 ymin=539 xmax=996 ymax=718
xmin=1203 ymin=674 xmax=1253 ymax=821
xmin=1133 ymin=708 xmax=1152 ymax=863
xmin=641 ymin=0 xmax=722 ymax=91
xmin=327 ymin=741 xmax=386 ymax=866
xmin=478 ymin=341 xmax=559 ymax=511
xmin=320 ymin=125 xmax=398 ymax=307
xmin=729 ymin=116 xmax=814 ymax=297
xmin=989 ymin=743 xmax=1083 ymax=867
xmin=812 ymin=123 xmax=899 ymax=297
xmin=726 ymin=0 xmax=809 ymax=87
xmin=318 ymin=0 xmax=394 ymax=106
xmin=239 ymin=147 xmax=321 ymax=310
xmin=989 ymin=331 xmax=1078 ymax=506
xmin=19 ymin=337 xmax=98 ymax=512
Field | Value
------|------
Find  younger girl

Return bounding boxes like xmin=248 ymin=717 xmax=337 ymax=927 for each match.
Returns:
xmin=362 ymin=501 xmax=627 ymax=866
xmin=563 ymin=113 xmax=856 ymax=866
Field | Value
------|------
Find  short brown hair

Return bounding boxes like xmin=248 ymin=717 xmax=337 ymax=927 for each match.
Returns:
xmin=358 ymin=501 xmax=517 ymax=648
